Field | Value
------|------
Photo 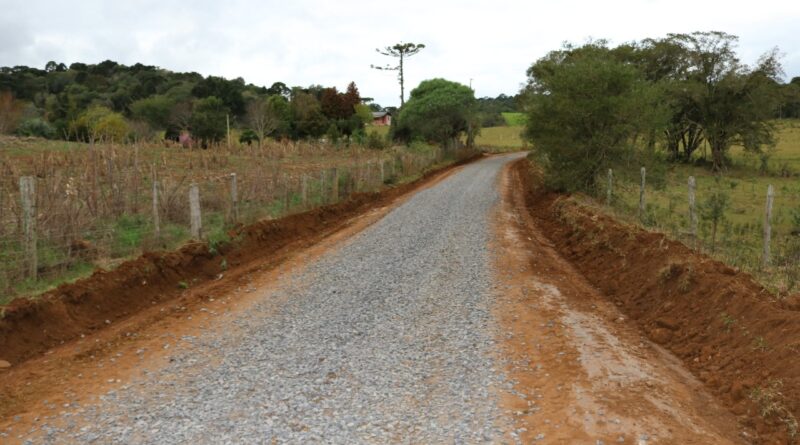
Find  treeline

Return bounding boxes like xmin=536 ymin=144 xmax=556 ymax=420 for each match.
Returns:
xmin=475 ymin=94 xmax=520 ymax=127
xmin=522 ymin=31 xmax=800 ymax=192
xmin=0 ymin=60 xmax=383 ymax=145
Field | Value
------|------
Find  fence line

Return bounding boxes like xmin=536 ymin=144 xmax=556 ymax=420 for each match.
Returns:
xmin=604 ymin=167 xmax=795 ymax=291
xmin=0 ymin=143 xmax=460 ymax=301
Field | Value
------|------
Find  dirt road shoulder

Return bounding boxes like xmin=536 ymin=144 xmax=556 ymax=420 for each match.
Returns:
xmin=492 ymin=159 xmax=744 ymax=444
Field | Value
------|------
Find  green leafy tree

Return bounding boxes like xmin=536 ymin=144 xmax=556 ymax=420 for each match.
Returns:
xmin=396 ymin=78 xmax=477 ymax=147
xmin=130 ymin=94 xmax=174 ymax=130
xmin=289 ymin=91 xmax=328 ymax=139
xmin=666 ymin=32 xmax=782 ymax=170
xmin=190 ymin=96 xmax=228 ymax=146
xmin=354 ymin=104 xmax=374 ymax=125
xmin=70 ymin=105 xmax=130 ymax=142
xmin=267 ymin=82 xmax=291 ymax=98
xmin=522 ymin=43 xmax=665 ymax=192
xmin=191 ymin=76 xmax=245 ymax=116
xmin=371 ymin=42 xmax=426 ymax=106
xmin=94 ymin=112 xmax=129 ymax=142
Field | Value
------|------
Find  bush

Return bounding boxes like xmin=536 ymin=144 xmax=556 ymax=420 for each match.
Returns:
xmin=16 ymin=118 xmax=56 ymax=139
xmin=239 ymin=128 xmax=258 ymax=145
xmin=365 ymin=130 xmax=387 ymax=149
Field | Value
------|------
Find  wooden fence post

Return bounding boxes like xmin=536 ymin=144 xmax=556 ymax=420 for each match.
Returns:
xmin=638 ymin=167 xmax=646 ymax=220
xmin=189 ymin=183 xmax=202 ymax=240
xmin=688 ymin=176 xmax=697 ymax=245
xmin=763 ymin=184 xmax=774 ymax=267
xmin=152 ymin=177 xmax=160 ymax=238
xmin=301 ymin=174 xmax=308 ymax=209
xmin=229 ymin=173 xmax=239 ymax=223
xmin=606 ymin=169 xmax=613 ymax=206
xmin=226 ymin=114 xmax=231 ymax=149
xmin=19 ymin=176 xmax=37 ymax=280
xmin=320 ymin=170 xmax=326 ymax=205
xmin=283 ymin=174 xmax=290 ymax=212
xmin=380 ymin=160 xmax=385 ymax=186
xmin=331 ymin=168 xmax=339 ymax=203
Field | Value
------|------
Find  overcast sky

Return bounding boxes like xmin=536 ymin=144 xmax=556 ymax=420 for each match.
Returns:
xmin=1 ymin=0 xmax=799 ymax=106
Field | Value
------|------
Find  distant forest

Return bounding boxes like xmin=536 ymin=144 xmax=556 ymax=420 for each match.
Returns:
xmin=0 ymin=60 xmax=521 ymax=145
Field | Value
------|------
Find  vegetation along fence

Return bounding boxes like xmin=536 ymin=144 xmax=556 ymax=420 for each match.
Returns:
xmin=604 ymin=167 xmax=800 ymax=294
xmin=0 ymin=140 xmax=465 ymax=303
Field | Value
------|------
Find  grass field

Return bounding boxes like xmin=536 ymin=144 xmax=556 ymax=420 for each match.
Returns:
xmin=475 ymin=126 xmax=526 ymax=151
xmin=501 ymin=112 xmax=526 ymax=126
xmin=601 ymin=120 xmax=800 ymax=293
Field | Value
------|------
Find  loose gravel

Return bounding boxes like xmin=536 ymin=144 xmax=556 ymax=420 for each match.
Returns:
xmin=23 ymin=155 xmax=522 ymax=444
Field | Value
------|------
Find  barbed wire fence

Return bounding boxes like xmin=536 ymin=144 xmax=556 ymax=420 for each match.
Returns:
xmin=0 ymin=140 xmax=463 ymax=302
xmin=603 ymin=167 xmax=800 ymax=293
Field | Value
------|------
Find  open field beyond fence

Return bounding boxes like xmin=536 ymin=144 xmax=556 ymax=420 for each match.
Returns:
xmin=0 ymin=137 xmax=461 ymax=303
xmin=586 ymin=121 xmax=800 ymax=294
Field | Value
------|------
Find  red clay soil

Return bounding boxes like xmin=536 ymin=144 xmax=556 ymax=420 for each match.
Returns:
xmin=0 ymin=154 xmax=483 ymax=368
xmin=514 ymin=159 xmax=800 ymax=444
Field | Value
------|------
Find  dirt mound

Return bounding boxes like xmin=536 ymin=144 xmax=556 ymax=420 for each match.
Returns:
xmin=513 ymin=159 xmax=800 ymax=444
xmin=0 ymin=154 xmax=483 ymax=367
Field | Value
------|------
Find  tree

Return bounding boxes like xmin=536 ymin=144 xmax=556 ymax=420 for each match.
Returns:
xmin=289 ymin=91 xmax=328 ymax=139
xmin=320 ymin=87 xmax=347 ymax=119
xmin=342 ymin=82 xmax=361 ymax=114
xmin=190 ymin=96 xmax=228 ymax=146
xmin=166 ymin=100 xmax=193 ymax=140
xmin=267 ymin=82 xmax=291 ymax=99
xmin=521 ymin=42 xmax=664 ymax=192
xmin=396 ymin=78 xmax=477 ymax=147
xmin=246 ymin=96 xmax=284 ymax=147
xmin=354 ymin=104 xmax=373 ymax=125
xmin=94 ymin=112 xmax=129 ymax=142
xmin=130 ymin=95 xmax=174 ymax=130
xmin=191 ymin=76 xmax=245 ymax=116
xmin=665 ymin=32 xmax=782 ymax=170
xmin=371 ymin=42 xmax=425 ymax=106
xmin=781 ymin=81 xmax=800 ymax=119
xmin=70 ymin=105 xmax=129 ymax=142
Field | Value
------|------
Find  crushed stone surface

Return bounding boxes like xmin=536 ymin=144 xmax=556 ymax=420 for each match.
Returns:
xmin=26 ymin=155 xmax=523 ymax=444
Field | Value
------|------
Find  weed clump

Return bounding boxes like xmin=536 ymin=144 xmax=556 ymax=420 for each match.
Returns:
xmin=750 ymin=380 xmax=798 ymax=439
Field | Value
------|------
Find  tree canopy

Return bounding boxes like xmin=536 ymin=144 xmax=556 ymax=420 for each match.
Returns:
xmin=522 ymin=42 xmax=664 ymax=191
xmin=0 ymin=60 xmax=372 ymax=145
xmin=522 ymin=32 xmax=789 ymax=193
xmin=396 ymin=78 xmax=477 ymax=147
xmin=371 ymin=42 xmax=426 ymax=107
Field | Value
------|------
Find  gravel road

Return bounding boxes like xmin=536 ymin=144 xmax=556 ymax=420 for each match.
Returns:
xmin=30 ymin=154 xmax=524 ymax=444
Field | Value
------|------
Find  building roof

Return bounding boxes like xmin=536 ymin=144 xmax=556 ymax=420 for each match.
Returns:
xmin=372 ymin=111 xmax=390 ymax=118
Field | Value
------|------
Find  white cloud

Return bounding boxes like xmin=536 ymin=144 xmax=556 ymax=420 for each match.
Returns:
xmin=1 ymin=0 xmax=798 ymax=106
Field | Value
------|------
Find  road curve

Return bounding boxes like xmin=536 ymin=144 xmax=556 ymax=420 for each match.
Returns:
xmin=29 ymin=154 xmax=525 ymax=444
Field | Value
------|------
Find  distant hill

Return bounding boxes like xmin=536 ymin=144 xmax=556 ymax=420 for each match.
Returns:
xmin=0 ymin=60 xmax=372 ymax=143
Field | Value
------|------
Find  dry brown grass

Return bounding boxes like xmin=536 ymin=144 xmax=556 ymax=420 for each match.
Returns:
xmin=0 ymin=136 xmax=460 ymax=303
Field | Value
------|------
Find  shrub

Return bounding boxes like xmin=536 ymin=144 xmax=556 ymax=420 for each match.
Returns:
xmin=16 ymin=118 xmax=56 ymax=139
xmin=366 ymin=130 xmax=387 ymax=149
